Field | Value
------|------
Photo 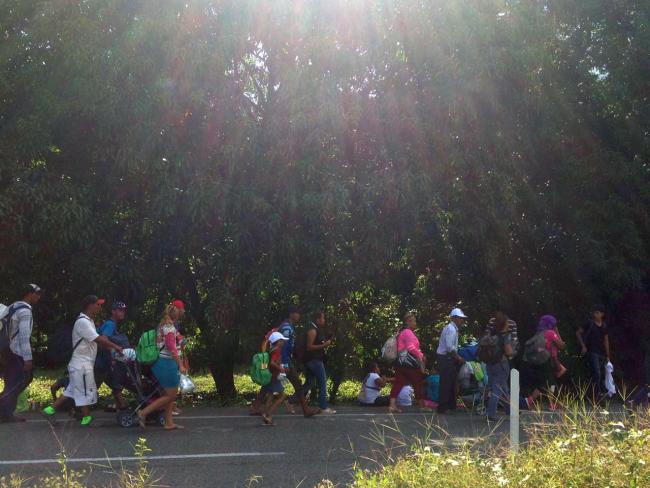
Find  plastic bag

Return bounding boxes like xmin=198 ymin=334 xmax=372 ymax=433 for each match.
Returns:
xmin=605 ymin=361 xmax=616 ymax=397
xmin=15 ymin=389 xmax=29 ymax=413
xmin=179 ymin=374 xmax=196 ymax=394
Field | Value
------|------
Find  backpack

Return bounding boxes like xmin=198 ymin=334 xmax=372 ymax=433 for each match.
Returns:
xmin=250 ymin=351 xmax=272 ymax=386
xmin=381 ymin=331 xmax=400 ymax=362
xmin=523 ymin=331 xmax=551 ymax=365
xmin=0 ymin=303 xmax=30 ymax=354
xmin=477 ymin=332 xmax=504 ymax=365
xmin=136 ymin=329 xmax=161 ymax=365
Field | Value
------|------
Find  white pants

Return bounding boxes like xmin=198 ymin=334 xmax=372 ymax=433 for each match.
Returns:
xmin=63 ymin=365 xmax=97 ymax=407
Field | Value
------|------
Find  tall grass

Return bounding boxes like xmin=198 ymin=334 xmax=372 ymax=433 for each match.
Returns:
xmin=322 ymin=389 xmax=650 ymax=488
xmin=0 ymin=438 xmax=162 ymax=488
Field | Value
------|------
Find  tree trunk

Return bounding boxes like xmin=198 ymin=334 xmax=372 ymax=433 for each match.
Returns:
xmin=209 ymin=360 xmax=237 ymax=401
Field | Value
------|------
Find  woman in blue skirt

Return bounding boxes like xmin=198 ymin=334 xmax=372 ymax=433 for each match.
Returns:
xmin=137 ymin=302 xmax=187 ymax=430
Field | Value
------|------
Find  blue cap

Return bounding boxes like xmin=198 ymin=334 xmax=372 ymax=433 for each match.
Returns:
xmin=112 ymin=301 xmax=127 ymax=310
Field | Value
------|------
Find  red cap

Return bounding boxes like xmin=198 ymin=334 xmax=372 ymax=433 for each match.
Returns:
xmin=171 ymin=299 xmax=185 ymax=311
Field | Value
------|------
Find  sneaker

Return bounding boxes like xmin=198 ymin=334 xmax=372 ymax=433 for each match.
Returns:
xmin=320 ymin=408 xmax=336 ymax=415
xmin=487 ymin=416 xmax=500 ymax=422
xmin=80 ymin=415 xmax=94 ymax=426
xmin=41 ymin=405 xmax=57 ymax=425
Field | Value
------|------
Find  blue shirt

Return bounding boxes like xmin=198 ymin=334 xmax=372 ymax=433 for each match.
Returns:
xmin=95 ymin=319 xmax=117 ymax=370
xmin=278 ymin=320 xmax=295 ymax=366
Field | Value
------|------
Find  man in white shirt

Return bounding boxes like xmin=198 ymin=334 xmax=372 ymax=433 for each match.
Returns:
xmin=436 ymin=308 xmax=467 ymax=414
xmin=0 ymin=284 xmax=42 ymax=422
xmin=42 ymin=295 xmax=123 ymax=426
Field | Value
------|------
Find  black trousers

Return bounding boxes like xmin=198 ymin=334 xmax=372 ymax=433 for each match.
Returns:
xmin=0 ymin=351 xmax=33 ymax=418
xmin=437 ymin=354 xmax=459 ymax=412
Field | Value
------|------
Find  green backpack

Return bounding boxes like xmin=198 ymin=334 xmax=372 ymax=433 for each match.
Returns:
xmin=136 ymin=329 xmax=161 ymax=365
xmin=250 ymin=351 xmax=272 ymax=386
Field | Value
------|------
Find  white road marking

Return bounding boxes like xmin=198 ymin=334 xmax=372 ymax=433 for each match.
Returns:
xmin=21 ymin=410 xmax=562 ymax=423
xmin=0 ymin=452 xmax=286 ymax=466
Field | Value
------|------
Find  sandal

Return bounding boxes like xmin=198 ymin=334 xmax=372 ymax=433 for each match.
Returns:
xmin=388 ymin=407 xmax=402 ymax=414
xmin=262 ymin=414 xmax=274 ymax=426
xmin=164 ymin=424 xmax=184 ymax=431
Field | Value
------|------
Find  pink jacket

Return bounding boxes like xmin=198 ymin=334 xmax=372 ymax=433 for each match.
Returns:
xmin=397 ymin=328 xmax=424 ymax=360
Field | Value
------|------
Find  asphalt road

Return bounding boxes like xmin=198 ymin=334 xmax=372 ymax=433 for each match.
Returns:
xmin=0 ymin=406 xmax=554 ymax=488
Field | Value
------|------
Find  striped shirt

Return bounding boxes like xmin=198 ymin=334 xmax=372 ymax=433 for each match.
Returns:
xmin=8 ymin=301 xmax=34 ymax=361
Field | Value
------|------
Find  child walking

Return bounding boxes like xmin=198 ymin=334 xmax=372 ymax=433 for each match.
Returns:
xmin=260 ymin=332 xmax=288 ymax=426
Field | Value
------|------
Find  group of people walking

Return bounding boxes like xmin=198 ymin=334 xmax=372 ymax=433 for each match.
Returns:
xmin=0 ymin=283 xmax=619 ymax=428
xmin=370 ymin=305 xmax=614 ymax=422
xmin=0 ymin=284 xmax=190 ymax=429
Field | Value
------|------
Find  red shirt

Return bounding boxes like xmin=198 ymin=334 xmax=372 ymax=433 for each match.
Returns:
xmin=269 ymin=347 xmax=282 ymax=381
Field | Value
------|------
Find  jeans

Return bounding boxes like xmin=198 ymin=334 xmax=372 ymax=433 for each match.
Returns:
xmin=437 ymin=354 xmax=459 ymax=412
xmin=487 ymin=360 xmax=510 ymax=418
xmin=589 ymin=352 xmax=606 ymax=396
xmin=302 ymin=360 xmax=328 ymax=409
xmin=0 ymin=351 xmax=33 ymax=418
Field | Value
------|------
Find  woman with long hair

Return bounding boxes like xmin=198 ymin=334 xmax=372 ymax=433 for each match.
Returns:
xmin=137 ymin=303 xmax=187 ymax=430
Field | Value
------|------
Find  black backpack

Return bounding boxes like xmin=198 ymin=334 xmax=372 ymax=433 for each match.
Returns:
xmin=46 ymin=325 xmax=74 ymax=366
xmin=0 ymin=303 xmax=30 ymax=354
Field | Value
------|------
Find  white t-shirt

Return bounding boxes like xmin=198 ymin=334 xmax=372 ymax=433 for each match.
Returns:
xmin=68 ymin=313 xmax=99 ymax=369
xmin=397 ymin=385 xmax=414 ymax=407
xmin=359 ymin=372 xmax=383 ymax=404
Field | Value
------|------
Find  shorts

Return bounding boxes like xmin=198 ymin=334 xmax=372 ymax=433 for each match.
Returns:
xmin=261 ymin=381 xmax=284 ymax=395
xmin=63 ymin=366 xmax=98 ymax=407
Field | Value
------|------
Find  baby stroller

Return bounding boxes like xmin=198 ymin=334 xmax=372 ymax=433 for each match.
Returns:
xmin=115 ymin=356 xmax=166 ymax=428
xmin=457 ymin=343 xmax=488 ymax=415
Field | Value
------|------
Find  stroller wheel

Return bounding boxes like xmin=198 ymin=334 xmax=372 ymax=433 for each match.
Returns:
xmin=158 ymin=412 xmax=166 ymax=426
xmin=118 ymin=410 xmax=135 ymax=428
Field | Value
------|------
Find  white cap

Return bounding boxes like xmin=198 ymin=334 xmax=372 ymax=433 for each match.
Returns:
xmin=268 ymin=331 xmax=286 ymax=344
xmin=450 ymin=308 xmax=467 ymax=318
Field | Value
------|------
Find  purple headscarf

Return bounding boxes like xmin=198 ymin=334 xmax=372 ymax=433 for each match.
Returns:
xmin=537 ymin=314 xmax=557 ymax=331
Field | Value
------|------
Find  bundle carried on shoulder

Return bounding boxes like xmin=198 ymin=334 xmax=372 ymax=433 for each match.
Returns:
xmin=523 ymin=331 xmax=550 ymax=365
xmin=381 ymin=331 xmax=400 ymax=362
xmin=477 ymin=333 xmax=503 ymax=365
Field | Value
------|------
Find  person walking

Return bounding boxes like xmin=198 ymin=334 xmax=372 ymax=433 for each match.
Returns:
xmin=42 ymin=295 xmax=123 ymax=426
xmin=0 ymin=284 xmax=42 ymax=422
xmin=260 ymin=332 xmax=288 ymax=425
xmin=485 ymin=317 xmax=514 ymax=421
xmin=486 ymin=308 xmax=519 ymax=355
xmin=388 ymin=313 xmax=430 ymax=414
xmin=277 ymin=306 xmax=320 ymax=417
xmin=523 ymin=315 xmax=565 ymax=409
xmin=137 ymin=302 xmax=187 ymax=430
xmin=576 ymin=305 xmax=611 ymax=399
xmin=95 ymin=300 xmax=129 ymax=410
xmin=301 ymin=310 xmax=335 ymax=414
xmin=436 ymin=308 xmax=467 ymax=415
